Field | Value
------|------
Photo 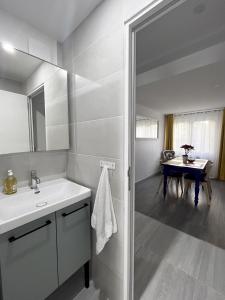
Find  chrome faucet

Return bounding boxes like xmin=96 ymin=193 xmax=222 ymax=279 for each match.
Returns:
xmin=30 ymin=170 xmax=40 ymax=194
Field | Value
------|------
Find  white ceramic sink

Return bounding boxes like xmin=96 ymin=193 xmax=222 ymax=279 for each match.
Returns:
xmin=0 ymin=178 xmax=91 ymax=234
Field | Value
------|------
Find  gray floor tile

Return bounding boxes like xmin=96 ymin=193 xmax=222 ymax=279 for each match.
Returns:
xmin=135 ymin=212 xmax=225 ymax=300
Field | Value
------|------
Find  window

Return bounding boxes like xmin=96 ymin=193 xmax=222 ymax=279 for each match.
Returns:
xmin=136 ymin=115 xmax=158 ymax=139
xmin=173 ymin=110 xmax=223 ymax=177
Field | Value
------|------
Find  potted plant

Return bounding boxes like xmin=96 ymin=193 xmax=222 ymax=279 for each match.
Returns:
xmin=180 ymin=144 xmax=194 ymax=164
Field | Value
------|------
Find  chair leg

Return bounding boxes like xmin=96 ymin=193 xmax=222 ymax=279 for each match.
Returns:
xmin=184 ymin=180 xmax=191 ymax=196
xmin=180 ymin=177 xmax=184 ymax=195
xmin=208 ymin=180 xmax=212 ymax=195
xmin=203 ymin=182 xmax=211 ymax=206
xmin=207 ymin=181 xmax=212 ymax=199
xmin=176 ymin=178 xmax=179 ymax=198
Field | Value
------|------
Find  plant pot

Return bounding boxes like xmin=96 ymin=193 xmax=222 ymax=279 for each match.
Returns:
xmin=182 ymin=155 xmax=188 ymax=164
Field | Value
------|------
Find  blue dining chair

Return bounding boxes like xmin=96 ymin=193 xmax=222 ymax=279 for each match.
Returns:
xmin=157 ymin=150 xmax=184 ymax=198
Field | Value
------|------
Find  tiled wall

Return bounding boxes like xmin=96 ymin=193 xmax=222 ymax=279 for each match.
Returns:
xmin=0 ymin=8 xmax=67 ymax=186
xmin=62 ymin=0 xmax=158 ymax=299
xmin=62 ymin=0 xmax=124 ymax=298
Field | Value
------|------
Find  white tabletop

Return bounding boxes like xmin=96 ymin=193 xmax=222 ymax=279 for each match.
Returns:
xmin=162 ymin=157 xmax=208 ymax=170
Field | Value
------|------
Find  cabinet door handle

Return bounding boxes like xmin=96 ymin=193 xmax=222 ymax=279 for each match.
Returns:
xmin=62 ymin=203 xmax=88 ymax=218
xmin=8 ymin=220 xmax=52 ymax=243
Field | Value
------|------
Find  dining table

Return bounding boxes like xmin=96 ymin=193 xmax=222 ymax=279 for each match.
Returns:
xmin=162 ymin=157 xmax=208 ymax=206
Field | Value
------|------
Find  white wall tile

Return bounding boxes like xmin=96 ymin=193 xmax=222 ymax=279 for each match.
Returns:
xmin=93 ymin=258 xmax=124 ymax=300
xmin=72 ymin=28 xmax=124 ymax=90
xmin=0 ymin=153 xmax=30 ymax=185
xmin=93 ymin=235 xmax=124 ymax=278
xmin=65 ymin=0 xmax=124 ymax=59
xmin=67 ymin=153 xmax=123 ymax=200
xmin=0 ymin=151 xmax=67 ymax=187
xmin=77 ymin=117 xmax=123 ymax=159
xmin=76 ymin=71 xmax=124 ymax=122
xmin=28 ymin=151 xmax=67 ymax=178
xmin=46 ymin=124 xmax=69 ymax=151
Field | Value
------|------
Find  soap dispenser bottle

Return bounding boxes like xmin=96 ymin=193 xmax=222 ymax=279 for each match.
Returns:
xmin=3 ymin=170 xmax=17 ymax=195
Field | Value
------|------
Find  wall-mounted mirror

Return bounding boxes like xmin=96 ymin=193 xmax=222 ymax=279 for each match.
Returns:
xmin=0 ymin=43 xmax=69 ymax=155
xmin=136 ymin=115 xmax=159 ymax=139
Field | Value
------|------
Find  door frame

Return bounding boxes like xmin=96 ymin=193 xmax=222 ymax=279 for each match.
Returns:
xmin=123 ymin=0 xmax=187 ymax=299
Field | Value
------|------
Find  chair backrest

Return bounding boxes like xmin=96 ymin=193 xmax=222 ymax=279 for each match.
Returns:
xmin=205 ymin=161 xmax=213 ymax=180
xmin=162 ymin=150 xmax=175 ymax=162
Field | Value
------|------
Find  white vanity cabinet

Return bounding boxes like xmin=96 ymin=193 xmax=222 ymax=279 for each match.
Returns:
xmin=0 ymin=199 xmax=91 ymax=300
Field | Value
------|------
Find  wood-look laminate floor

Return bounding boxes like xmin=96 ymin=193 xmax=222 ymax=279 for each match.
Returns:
xmin=135 ymin=175 xmax=225 ymax=250
xmin=135 ymin=212 xmax=225 ymax=300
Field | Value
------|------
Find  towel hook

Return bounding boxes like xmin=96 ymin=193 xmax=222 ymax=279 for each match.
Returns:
xmin=100 ymin=161 xmax=116 ymax=176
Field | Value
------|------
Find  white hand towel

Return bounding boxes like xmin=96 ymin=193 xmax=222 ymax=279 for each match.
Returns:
xmin=91 ymin=165 xmax=117 ymax=255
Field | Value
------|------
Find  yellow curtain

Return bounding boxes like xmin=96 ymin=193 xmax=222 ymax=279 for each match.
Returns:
xmin=218 ymin=109 xmax=225 ymax=180
xmin=164 ymin=114 xmax=174 ymax=150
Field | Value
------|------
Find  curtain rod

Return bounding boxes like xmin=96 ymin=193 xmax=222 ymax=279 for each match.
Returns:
xmin=174 ymin=107 xmax=224 ymax=116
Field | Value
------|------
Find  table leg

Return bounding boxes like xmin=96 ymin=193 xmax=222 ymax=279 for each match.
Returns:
xmin=163 ymin=173 xmax=168 ymax=199
xmin=194 ymin=176 xmax=200 ymax=207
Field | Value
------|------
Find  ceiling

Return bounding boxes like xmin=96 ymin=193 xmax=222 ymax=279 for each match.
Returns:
xmin=136 ymin=60 xmax=225 ymax=114
xmin=136 ymin=0 xmax=225 ymax=114
xmin=0 ymin=0 xmax=103 ymax=42
xmin=136 ymin=0 xmax=225 ymax=74
xmin=0 ymin=46 xmax=42 ymax=82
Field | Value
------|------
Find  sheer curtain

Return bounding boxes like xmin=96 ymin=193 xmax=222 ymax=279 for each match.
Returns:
xmin=173 ymin=110 xmax=223 ymax=177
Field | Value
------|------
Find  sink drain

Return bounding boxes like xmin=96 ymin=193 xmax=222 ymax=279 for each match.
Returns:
xmin=36 ymin=202 xmax=48 ymax=207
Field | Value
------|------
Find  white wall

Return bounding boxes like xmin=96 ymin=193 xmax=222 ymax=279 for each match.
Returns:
xmin=0 ymin=8 xmax=57 ymax=63
xmin=135 ymin=104 xmax=164 ymax=182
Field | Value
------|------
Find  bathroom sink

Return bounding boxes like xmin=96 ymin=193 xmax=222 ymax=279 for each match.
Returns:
xmin=0 ymin=178 xmax=91 ymax=234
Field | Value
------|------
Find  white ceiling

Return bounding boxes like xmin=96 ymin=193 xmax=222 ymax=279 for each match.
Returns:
xmin=0 ymin=47 xmax=42 ymax=82
xmin=137 ymin=60 xmax=225 ymax=114
xmin=136 ymin=0 xmax=225 ymax=114
xmin=136 ymin=0 xmax=225 ymax=74
xmin=0 ymin=0 xmax=103 ymax=42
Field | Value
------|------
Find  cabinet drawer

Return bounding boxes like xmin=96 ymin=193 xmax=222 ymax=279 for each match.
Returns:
xmin=0 ymin=214 xmax=58 ymax=300
xmin=56 ymin=200 xmax=91 ymax=285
